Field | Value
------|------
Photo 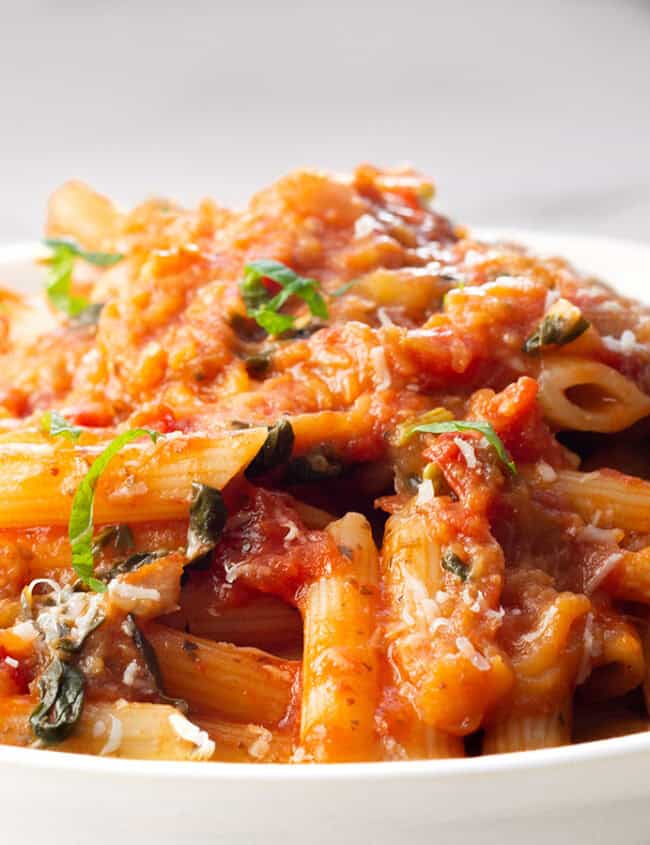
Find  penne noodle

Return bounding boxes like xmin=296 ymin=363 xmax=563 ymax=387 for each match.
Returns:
xmin=146 ymin=624 xmax=297 ymax=725
xmin=298 ymin=513 xmax=381 ymax=762
xmin=538 ymin=357 xmax=650 ymax=432
xmin=0 ymin=697 xmax=216 ymax=760
xmin=164 ymin=595 xmax=302 ymax=651
xmin=483 ymin=700 xmax=572 ymax=754
xmin=546 ymin=468 xmax=650 ymax=532
xmin=0 ymin=429 xmax=266 ymax=528
xmin=194 ymin=714 xmax=294 ymax=763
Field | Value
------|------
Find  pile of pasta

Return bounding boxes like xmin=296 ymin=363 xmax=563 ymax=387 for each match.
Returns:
xmin=0 ymin=165 xmax=650 ymax=763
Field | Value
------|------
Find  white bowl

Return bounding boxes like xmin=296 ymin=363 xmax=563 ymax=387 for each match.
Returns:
xmin=1 ymin=232 xmax=649 ymax=845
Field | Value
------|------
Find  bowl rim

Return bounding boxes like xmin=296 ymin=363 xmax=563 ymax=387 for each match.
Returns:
xmin=0 ymin=230 xmax=649 ymax=782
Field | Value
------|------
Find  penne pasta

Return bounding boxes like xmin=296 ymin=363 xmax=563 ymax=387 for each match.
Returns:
xmin=483 ymin=700 xmax=572 ymax=754
xmin=538 ymin=357 xmax=650 ymax=432
xmin=0 ymin=697 xmax=216 ymax=760
xmin=298 ymin=513 xmax=381 ymax=761
xmin=0 ymin=429 xmax=266 ymax=528
xmin=163 ymin=594 xmax=302 ymax=652
xmin=546 ymin=468 xmax=650 ymax=532
xmin=146 ymin=624 xmax=297 ymax=725
xmin=194 ymin=714 xmax=294 ymax=763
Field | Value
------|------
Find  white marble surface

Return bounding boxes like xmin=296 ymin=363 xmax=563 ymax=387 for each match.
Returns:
xmin=0 ymin=0 xmax=649 ymax=243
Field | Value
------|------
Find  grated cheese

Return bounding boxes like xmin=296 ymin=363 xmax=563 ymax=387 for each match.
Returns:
xmin=377 ymin=307 xmax=395 ymax=327
xmin=122 ymin=660 xmax=139 ymax=687
xmin=4 ymin=656 xmax=18 ymax=669
xmin=248 ymin=728 xmax=273 ymax=760
xmin=281 ymin=520 xmax=300 ymax=543
xmin=370 ymin=346 xmax=392 ymax=390
xmin=354 ymin=213 xmax=380 ymax=239
xmin=536 ymin=461 xmax=557 ymax=482
xmin=11 ymin=621 xmax=38 ymax=642
xmin=584 ymin=552 xmax=624 ymax=595
xmin=576 ymin=612 xmax=595 ymax=684
xmin=108 ymin=581 xmax=161 ymax=603
xmin=578 ymin=524 xmax=621 ymax=545
xmin=416 ymin=478 xmax=435 ymax=505
xmin=168 ymin=712 xmax=215 ymax=760
xmin=99 ymin=715 xmax=123 ymax=756
xmin=453 ymin=437 xmax=477 ymax=469
xmin=455 ymin=636 xmax=490 ymax=671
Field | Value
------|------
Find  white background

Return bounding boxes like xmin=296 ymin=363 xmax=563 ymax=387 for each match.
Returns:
xmin=1 ymin=0 xmax=649 ymax=243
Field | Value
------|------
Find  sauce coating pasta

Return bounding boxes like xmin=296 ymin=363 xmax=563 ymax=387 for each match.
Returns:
xmin=0 ymin=165 xmax=649 ymax=761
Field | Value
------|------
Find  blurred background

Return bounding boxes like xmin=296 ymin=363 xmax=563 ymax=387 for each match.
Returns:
xmin=1 ymin=0 xmax=649 ymax=243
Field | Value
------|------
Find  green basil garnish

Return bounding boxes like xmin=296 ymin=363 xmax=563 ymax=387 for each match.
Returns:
xmin=43 ymin=238 xmax=122 ymax=320
xmin=245 ymin=418 xmax=295 ymax=478
xmin=523 ymin=299 xmax=590 ymax=355
xmin=69 ymin=428 xmax=161 ymax=592
xmin=40 ymin=410 xmax=83 ymax=442
xmin=409 ymin=420 xmax=517 ymax=475
xmin=124 ymin=614 xmax=187 ymax=711
xmin=287 ymin=447 xmax=343 ymax=482
xmin=30 ymin=657 xmax=85 ymax=745
xmin=186 ymin=483 xmax=228 ymax=559
xmin=441 ymin=550 xmax=470 ymax=582
xmin=240 ymin=259 xmax=328 ymax=336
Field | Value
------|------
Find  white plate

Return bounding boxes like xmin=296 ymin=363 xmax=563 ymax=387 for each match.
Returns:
xmin=1 ymin=232 xmax=649 ymax=845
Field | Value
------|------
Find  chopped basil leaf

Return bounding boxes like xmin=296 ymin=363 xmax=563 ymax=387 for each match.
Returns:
xmin=409 ymin=420 xmax=517 ymax=475
xmin=240 ymin=259 xmax=328 ymax=336
xmin=245 ymin=418 xmax=295 ymax=478
xmin=72 ymin=302 xmax=104 ymax=327
xmin=107 ymin=549 xmax=169 ymax=580
xmin=43 ymin=238 xmax=122 ymax=319
xmin=332 ymin=278 xmax=360 ymax=297
xmin=441 ymin=550 xmax=470 ymax=582
xmin=395 ymin=407 xmax=454 ymax=447
xmin=125 ymin=614 xmax=187 ymax=711
xmin=30 ymin=657 xmax=85 ymax=744
xmin=186 ymin=483 xmax=228 ymax=559
xmin=40 ymin=410 xmax=82 ymax=442
xmin=92 ymin=524 xmax=135 ymax=556
xmin=69 ymin=429 xmax=161 ymax=592
xmin=288 ymin=447 xmax=344 ymax=482
xmin=244 ymin=350 xmax=273 ymax=378
xmin=523 ymin=299 xmax=590 ymax=355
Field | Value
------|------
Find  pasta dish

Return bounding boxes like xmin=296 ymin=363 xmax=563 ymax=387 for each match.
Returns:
xmin=0 ymin=165 xmax=649 ymax=762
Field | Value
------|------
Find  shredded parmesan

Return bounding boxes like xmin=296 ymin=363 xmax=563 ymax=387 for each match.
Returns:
xmin=108 ymin=581 xmax=160 ymax=603
xmin=370 ymin=346 xmax=392 ymax=390
xmin=416 ymin=478 xmax=435 ymax=505
xmin=168 ymin=712 xmax=215 ymax=760
xmin=620 ymin=329 xmax=638 ymax=351
xmin=4 ymin=656 xmax=18 ymax=669
xmin=454 ymin=437 xmax=477 ymax=469
xmin=584 ymin=552 xmax=624 ymax=594
xmin=281 ymin=520 xmax=300 ymax=542
xmin=122 ymin=660 xmax=139 ymax=687
xmin=11 ymin=621 xmax=38 ymax=642
xmin=536 ymin=461 xmax=557 ymax=483
xmin=544 ymin=288 xmax=560 ymax=310
xmin=99 ymin=715 xmax=123 ymax=756
xmin=430 ymin=617 xmax=451 ymax=635
xmin=354 ymin=213 xmax=380 ymax=239
xmin=247 ymin=728 xmax=273 ymax=760
xmin=578 ymin=524 xmax=621 ymax=545
xmin=377 ymin=307 xmax=395 ymax=327
xmin=576 ymin=612 xmax=595 ymax=684
xmin=455 ymin=636 xmax=490 ymax=671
